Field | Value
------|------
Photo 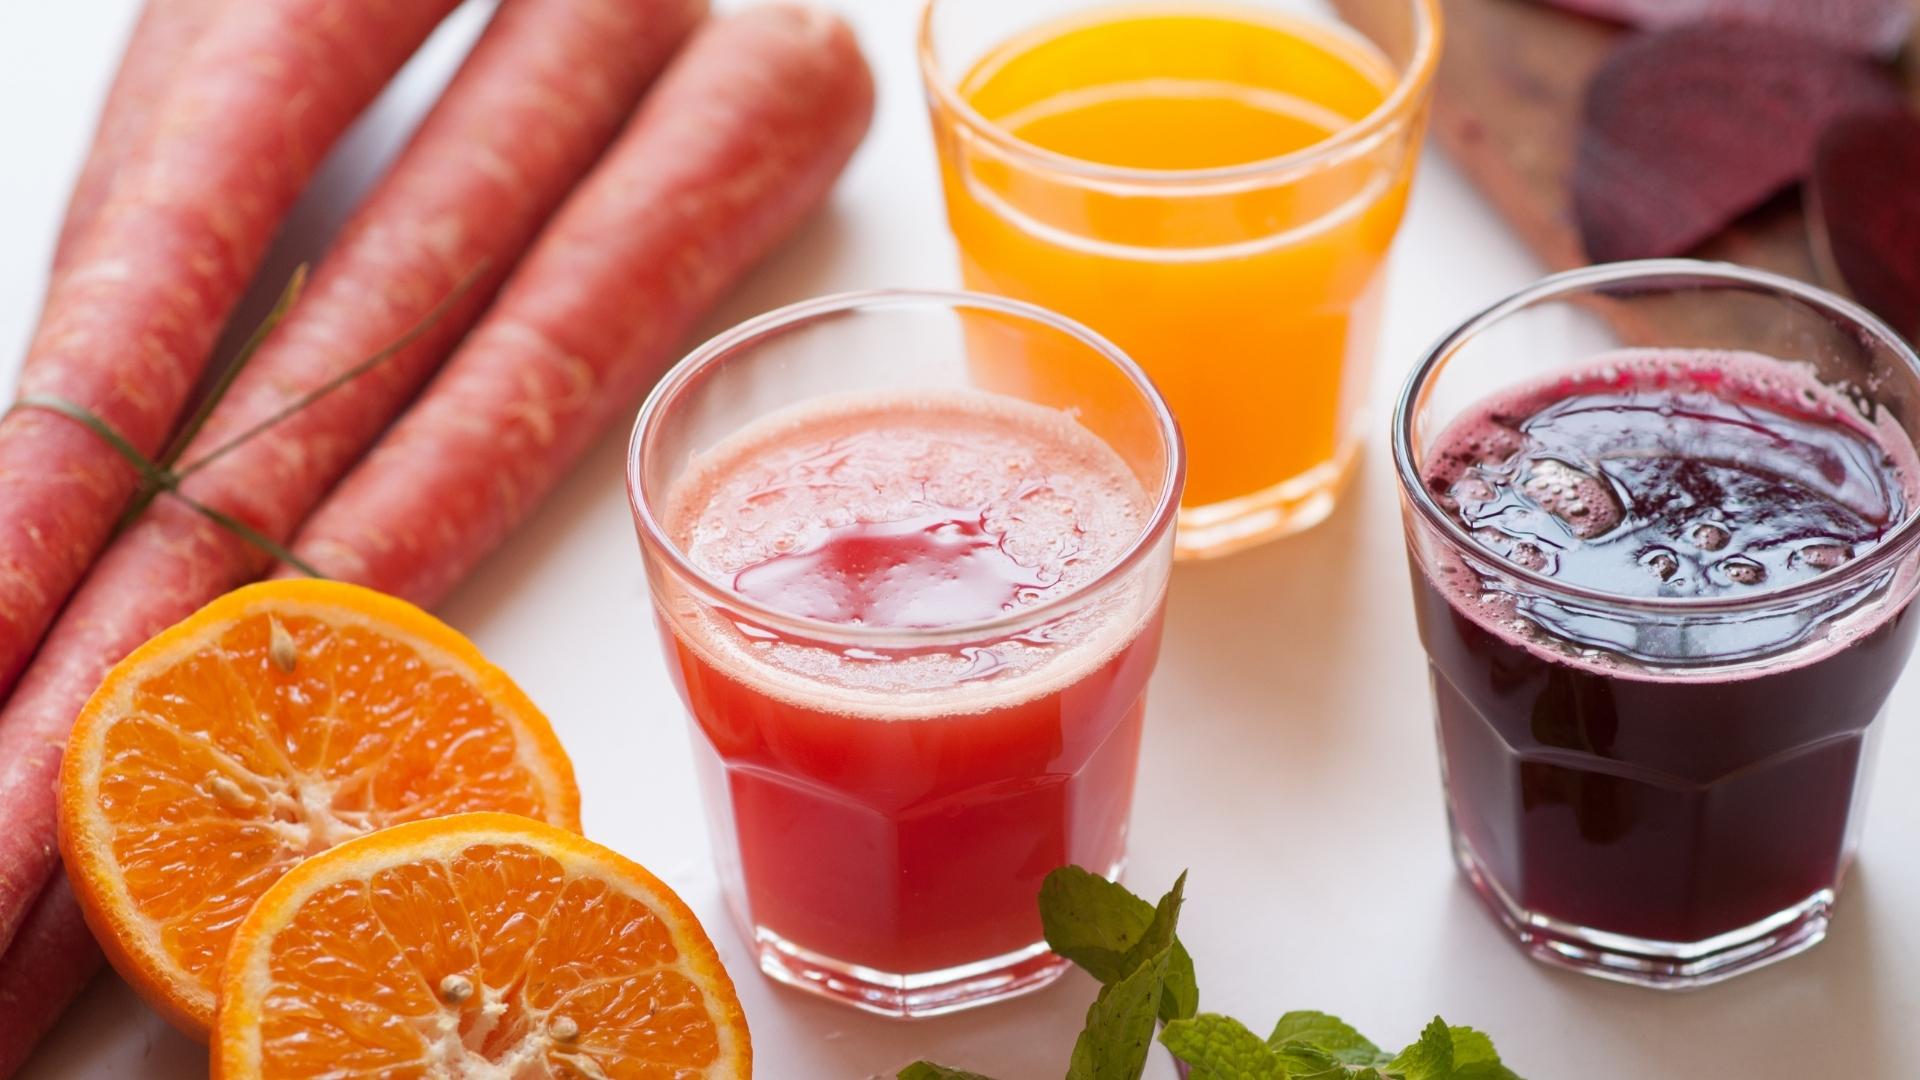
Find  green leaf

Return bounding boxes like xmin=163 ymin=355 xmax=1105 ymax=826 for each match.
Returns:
xmin=1040 ymin=867 xmax=1156 ymax=983
xmin=1445 ymin=1026 xmax=1523 ymax=1080
xmin=1160 ymin=1014 xmax=1286 ymax=1080
xmin=1268 ymin=1011 xmax=1387 ymax=1066
xmin=897 ymin=1064 xmax=998 ymax=1080
xmin=1387 ymin=1017 xmax=1454 ymax=1080
xmin=903 ymin=872 xmax=1533 ymax=1080
xmin=1271 ymin=1042 xmax=1348 ymax=1080
xmin=1159 ymin=940 xmax=1199 ymax=1022
xmin=1039 ymin=867 xmax=1198 ymax=1022
xmin=1123 ymin=872 xmax=1197 ymax=1022
xmin=1066 ymin=946 xmax=1171 ymax=1080
xmin=1125 ymin=873 xmax=1184 ymax=964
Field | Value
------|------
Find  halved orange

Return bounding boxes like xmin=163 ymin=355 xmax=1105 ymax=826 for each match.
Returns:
xmin=59 ymin=579 xmax=581 ymax=1038
xmin=212 ymin=812 xmax=749 ymax=1079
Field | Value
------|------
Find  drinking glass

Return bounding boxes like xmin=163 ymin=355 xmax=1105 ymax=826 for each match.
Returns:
xmin=1393 ymin=261 xmax=1920 ymax=987
xmin=921 ymin=0 xmax=1442 ymax=558
xmin=628 ymin=291 xmax=1183 ymax=1016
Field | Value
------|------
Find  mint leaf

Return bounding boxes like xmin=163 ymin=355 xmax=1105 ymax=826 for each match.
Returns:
xmin=1387 ymin=1017 xmax=1454 ymax=1080
xmin=1124 ymin=872 xmax=1197 ymax=1022
xmin=1125 ymin=873 xmax=1185 ymax=964
xmin=1267 ymin=1011 xmax=1387 ymax=1066
xmin=1040 ymin=867 xmax=1152 ymax=982
xmin=1274 ymin=1042 xmax=1349 ymax=1079
xmin=1445 ymin=1026 xmax=1523 ymax=1080
xmin=1160 ymin=1014 xmax=1285 ymax=1080
xmin=1040 ymin=867 xmax=1197 ymax=1022
xmin=898 ymin=1065 xmax=998 ymax=1080
xmin=904 ymin=872 xmax=1532 ymax=1080
xmin=1447 ymin=1027 xmax=1498 ymax=1067
xmin=1066 ymin=946 xmax=1171 ymax=1080
xmin=1159 ymin=942 xmax=1200 ymax=1022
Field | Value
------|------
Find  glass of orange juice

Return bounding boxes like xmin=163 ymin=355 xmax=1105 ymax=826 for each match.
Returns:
xmin=920 ymin=0 xmax=1443 ymax=558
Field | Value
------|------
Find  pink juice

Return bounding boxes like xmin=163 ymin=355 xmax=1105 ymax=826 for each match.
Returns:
xmin=657 ymin=390 xmax=1164 ymax=977
xmin=1414 ymin=350 xmax=1920 ymax=951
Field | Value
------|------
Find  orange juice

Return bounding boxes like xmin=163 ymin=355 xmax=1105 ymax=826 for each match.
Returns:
xmin=925 ymin=2 xmax=1440 ymax=556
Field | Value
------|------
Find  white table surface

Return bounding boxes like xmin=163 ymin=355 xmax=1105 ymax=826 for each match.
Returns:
xmin=3 ymin=2 xmax=1916 ymax=1077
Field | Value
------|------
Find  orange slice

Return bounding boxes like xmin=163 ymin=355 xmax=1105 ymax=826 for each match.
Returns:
xmin=59 ymin=579 xmax=580 ymax=1038
xmin=212 ymin=812 xmax=750 ymax=1079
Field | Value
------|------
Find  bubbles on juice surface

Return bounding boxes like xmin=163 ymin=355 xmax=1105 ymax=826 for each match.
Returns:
xmin=1427 ymin=350 xmax=1912 ymax=604
xmin=1519 ymin=457 xmax=1625 ymax=539
xmin=660 ymin=391 xmax=1157 ymax=710
xmin=672 ymin=392 xmax=1145 ymax=613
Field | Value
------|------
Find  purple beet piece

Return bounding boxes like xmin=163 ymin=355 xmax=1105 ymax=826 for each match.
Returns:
xmin=1574 ymin=24 xmax=1903 ymax=263
xmin=1811 ymin=110 xmax=1920 ymax=342
xmin=1540 ymin=0 xmax=1914 ymax=56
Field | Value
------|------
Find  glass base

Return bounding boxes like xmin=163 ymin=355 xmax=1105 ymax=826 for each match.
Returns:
xmin=749 ymin=926 xmax=1070 ymax=1019
xmin=1451 ymin=829 xmax=1834 ymax=989
xmin=1174 ymin=440 xmax=1361 ymax=560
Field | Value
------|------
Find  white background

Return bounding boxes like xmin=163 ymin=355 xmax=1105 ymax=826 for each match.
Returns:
xmin=2 ymin=2 xmax=1916 ymax=1077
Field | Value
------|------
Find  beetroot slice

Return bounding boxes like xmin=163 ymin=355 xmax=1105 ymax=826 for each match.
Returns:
xmin=1574 ymin=24 xmax=1903 ymax=263
xmin=1811 ymin=111 xmax=1920 ymax=342
xmin=1538 ymin=0 xmax=1914 ymax=56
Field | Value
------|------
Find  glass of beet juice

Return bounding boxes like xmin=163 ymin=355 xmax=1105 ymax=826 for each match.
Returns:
xmin=627 ymin=291 xmax=1182 ymax=1017
xmin=1393 ymin=261 xmax=1920 ymax=988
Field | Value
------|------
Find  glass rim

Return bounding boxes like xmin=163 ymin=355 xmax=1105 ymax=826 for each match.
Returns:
xmin=916 ymin=0 xmax=1444 ymax=191
xmin=627 ymin=288 xmax=1187 ymax=646
xmin=1392 ymin=258 xmax=1920 ymax=616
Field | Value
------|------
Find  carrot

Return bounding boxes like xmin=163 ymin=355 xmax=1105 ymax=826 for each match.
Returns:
xmin=283 ymin=3 xmax=876 ymax=603
xmin=53 ymin=0 xmax=230 ymax=274
xmin=0 ymin=0 xmax=705 ymax=971
xmin=0 ymin=879 xmax=100 ymax=1079
xmin=0 ymin=0 xmax=463 ymax=702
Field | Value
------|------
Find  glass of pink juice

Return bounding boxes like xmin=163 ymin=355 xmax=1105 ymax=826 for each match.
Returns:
xmin=627 ymin=291 xmax=1183 ymax=1017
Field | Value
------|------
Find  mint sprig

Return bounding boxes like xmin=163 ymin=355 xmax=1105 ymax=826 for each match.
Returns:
xmin=901 ymin=868 xmax=1525 ymax=1080
xmin=1042 ymin=867 xmax=1198 ymax=1025
xmin=1159 ymin=1014 xmax=1285 ymax=1078
xmin=1068 ymin=941 xmax=1171 ymax=1080
xmin=1268 ymin=1012 xmax=1388 ymax=1066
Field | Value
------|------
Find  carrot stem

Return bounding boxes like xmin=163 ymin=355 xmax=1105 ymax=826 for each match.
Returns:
xmin=10 ymin=395 xmax=172 ymax=494
xmin=113 ymin=266 xmax=310 ymax=528
xmin=156 ymin=265 xmax=309 ymax=468
xmin=6 ymin=261 xmax=483 ymax=578
xmin=186 ymin=503 xmax=326 ymax=579
xmin=7 ymin=395 xmax=322 ymax=575
xmin=174 ymin=260 xmax=489 ymax=481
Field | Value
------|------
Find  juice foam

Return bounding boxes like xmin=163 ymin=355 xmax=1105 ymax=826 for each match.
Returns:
xmin=661 ymin=390 xmax=1157 ymax=715
xmin=1421 ymin=349 xmax=1920 ymax=670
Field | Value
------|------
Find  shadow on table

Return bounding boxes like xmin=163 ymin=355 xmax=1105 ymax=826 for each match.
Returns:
xmin=1425 ymin=866 xmax=1897 ymax=1077
xmin=756 ymin=968 xmax=1179 ymax=1080
xmin=16 ymin=974 xmax=204 ymax=1079
xmin=1152 ymin=458 xmax=1422 ymax=764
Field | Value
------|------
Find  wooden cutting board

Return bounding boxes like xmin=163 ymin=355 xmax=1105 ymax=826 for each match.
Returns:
xmin=1425 ymin=0 xmax=1920 ymax=283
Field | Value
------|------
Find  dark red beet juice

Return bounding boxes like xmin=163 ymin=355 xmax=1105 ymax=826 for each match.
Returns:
xmin=1412 ymin=350 xmax=1920 ymax=981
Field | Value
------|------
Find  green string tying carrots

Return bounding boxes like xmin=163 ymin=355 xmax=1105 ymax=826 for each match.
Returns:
xmin=7 ymin=260 xmax=490 ymax=580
